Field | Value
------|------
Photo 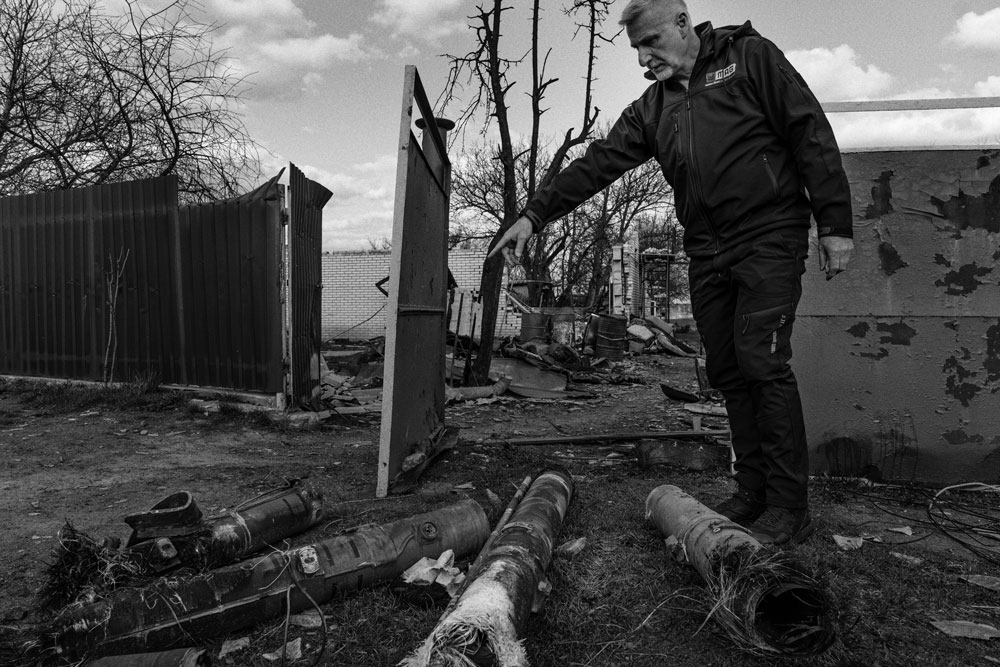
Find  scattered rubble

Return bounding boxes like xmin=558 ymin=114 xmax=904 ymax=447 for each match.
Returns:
xmin=306 ymin=310 xmax=703 ymax=426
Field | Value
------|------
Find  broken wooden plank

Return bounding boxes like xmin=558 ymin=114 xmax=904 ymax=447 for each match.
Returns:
xmin=636 ymin=439 xmax=731 ymax=471
xmin=504 ymin=430 xmax=730 ymax=446
xmin=659 ymin=382 xmax=700 ymax=403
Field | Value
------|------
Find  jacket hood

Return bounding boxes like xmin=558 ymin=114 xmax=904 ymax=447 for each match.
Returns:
xmin=643 ymin=20 xmax=759 ymax=80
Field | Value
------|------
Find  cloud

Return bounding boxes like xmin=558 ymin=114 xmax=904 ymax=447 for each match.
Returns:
xmin=256 ymin=153 xmax=398 ymax=251
xmin=786 ymin=45 xmax=893 ymax=102
xmin=371 ymin=0 xmax=466 ymax=41
xmin=889 ymin=87 xmax=957 ymax=101
xmin=825 ymin=74 xmax=1000 ymax=149
xmin=216 ymin=30 xmax=374 ymax=99
xmin=204 ymin=2 xmax=377 ymax=101
xmin=945 ymin=8 xmax=1000 ymax=50
xmin=204 ymin=0 xmax=308 ymax=33
xmin=973 ymin=76 xmax=1000 ymax=97
xmin=354 ymin=155 xmax=399 ymax=174
xmin=257 ymin=34 xmax=369 ymax=67
xmin=831 ymin=108 xmax=1000 ymax=149
xmin=323 ymin=209 xmax=395 ymax=252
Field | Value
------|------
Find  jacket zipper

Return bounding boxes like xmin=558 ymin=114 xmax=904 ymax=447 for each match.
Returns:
xmin=762 ymin=153 xmax=779 ymax=199
xmin=682 ymin=93 xmax=719 ymax=252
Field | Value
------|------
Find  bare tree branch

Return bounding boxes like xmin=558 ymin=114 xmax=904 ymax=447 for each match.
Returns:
xmin=0 ymin=0 xmax=260 ymax=201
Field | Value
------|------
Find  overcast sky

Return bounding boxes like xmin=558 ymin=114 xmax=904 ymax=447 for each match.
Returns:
xmin=189 ymin=0 xmax=1000 ymax=251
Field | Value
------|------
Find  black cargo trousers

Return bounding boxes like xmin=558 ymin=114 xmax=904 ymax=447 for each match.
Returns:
xmin=688 ymin=227 xmax=810 ymax=509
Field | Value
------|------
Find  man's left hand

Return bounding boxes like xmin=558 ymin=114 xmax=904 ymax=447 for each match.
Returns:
xmin=819 ymin=236 xmax=853 ymax=280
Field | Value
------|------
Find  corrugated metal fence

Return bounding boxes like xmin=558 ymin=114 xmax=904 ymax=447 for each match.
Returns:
xmin=176 ymin=180 xmax=285 ymax=392
xmin=0 ymin=171 xmax=325 ymax=398
xmin=288 ymin=164 xmax=332 ymax=406
xmin=1 ymin=176 xmax=182 ymax=382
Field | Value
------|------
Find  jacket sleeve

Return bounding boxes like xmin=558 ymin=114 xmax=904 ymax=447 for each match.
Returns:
xmin=521 ymin=102 xmax=654 ymax=233
xmin=746 ymin=38 xmax=853 ymax=238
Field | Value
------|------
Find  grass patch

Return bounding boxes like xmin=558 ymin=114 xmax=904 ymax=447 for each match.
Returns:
xmin=2 ymin=376 xmax=185 ymax=414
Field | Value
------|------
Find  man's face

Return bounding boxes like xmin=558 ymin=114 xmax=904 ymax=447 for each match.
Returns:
xmin=626 ymin=6 xmax=694 ymax=84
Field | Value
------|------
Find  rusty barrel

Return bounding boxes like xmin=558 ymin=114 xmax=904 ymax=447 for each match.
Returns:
xmin=595 ymin=314 xmax=627 ymax=360
xmin=519 ymin=312 xmax=550 ymax=342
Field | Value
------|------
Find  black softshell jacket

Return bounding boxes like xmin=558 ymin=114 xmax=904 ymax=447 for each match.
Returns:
xmin=521 ymin=21 xmax=853 ymax=257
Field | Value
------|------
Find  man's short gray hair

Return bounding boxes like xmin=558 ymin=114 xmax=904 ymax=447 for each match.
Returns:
xmin=619 ymin=0 xmax=687 ymax=28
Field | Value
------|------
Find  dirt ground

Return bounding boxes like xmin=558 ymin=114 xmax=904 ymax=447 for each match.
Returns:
xmin=2 ymin=343 xmax=999 ymax=666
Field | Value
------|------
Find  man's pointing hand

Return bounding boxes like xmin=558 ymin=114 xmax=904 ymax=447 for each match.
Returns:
xmin=486 ymin=216 xmax=534 ymax=268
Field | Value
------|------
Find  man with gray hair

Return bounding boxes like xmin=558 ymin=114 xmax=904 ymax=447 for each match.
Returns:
xmin=488 ymin=0 xmax=854 ymax=545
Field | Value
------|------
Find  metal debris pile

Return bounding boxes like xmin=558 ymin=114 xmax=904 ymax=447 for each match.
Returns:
xmin=12 ymin=469 xmax=843 ymax=666
xmin=21 ymin=480 xmax=497 ymax=666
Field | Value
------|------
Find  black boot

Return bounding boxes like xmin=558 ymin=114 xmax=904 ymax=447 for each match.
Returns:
xmin=750 ymin=506 xmax=816 ymax=545
xmin=713 ymin=485 xmax=765 ymax=526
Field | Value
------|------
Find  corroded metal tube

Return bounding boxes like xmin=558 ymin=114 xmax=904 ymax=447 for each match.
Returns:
xmin=49 ymin=500 xmax=490 ymax=661
xmin=125 ymin=479 xmax=325 ymax=571
xmin=403 ymin=470 xmax=574 ymax=667
xmin=197 ymin=479 xmax=324 ymax=566
xmin=645 ymin=484 xmax=760 ymax=576
xmin=83 ymin=647 xmax=209 ymax=666
xmin=645 ymin=485 xmax=834 ymax=657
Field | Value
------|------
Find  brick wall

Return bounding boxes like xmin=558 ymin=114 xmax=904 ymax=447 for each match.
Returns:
xmin=321 ymin=251 xmax=392 ymax=340
xmin=321 ymin=248 xmax=521 ymax=342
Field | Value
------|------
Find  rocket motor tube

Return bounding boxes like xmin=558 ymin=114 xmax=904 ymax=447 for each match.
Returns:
xmin=199 ymin=479 xmax=325 ymax=566
xmin=644 ymin=485 xmax=835 ymax=657
xmin=645 ymin=483 xmax=761 ymax=576
xmin=82 ymin=647 xmax=209 ymax=666
xmin=50 ymin=499 xmax=490 ymax=660
xmin=403 ymin=470 xmax=575 ymax=667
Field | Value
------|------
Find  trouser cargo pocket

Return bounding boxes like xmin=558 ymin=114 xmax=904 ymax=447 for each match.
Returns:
xmin=738 ymin=301 xmax=795 ymax=383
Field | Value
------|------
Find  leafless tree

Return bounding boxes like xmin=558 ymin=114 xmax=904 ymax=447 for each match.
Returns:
xmin=449 ymin=125 xmax=679 ymax=308
xmin=0 ymin=0 xmax=259 ymax=202
xmin=440 ymin=0 xmax=615 ymax=383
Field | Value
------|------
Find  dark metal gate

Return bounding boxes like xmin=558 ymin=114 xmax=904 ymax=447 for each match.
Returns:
xmin=288 ymin=164 xmax=333 ymax=406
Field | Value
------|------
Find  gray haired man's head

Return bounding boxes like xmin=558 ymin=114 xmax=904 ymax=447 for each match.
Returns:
xmin=619 ymin=0 xmax=689 ymax=29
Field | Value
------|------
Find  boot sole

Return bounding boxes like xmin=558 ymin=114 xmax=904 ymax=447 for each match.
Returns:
xmin=750 ymin=516 xmax=816 ymax=546
xmin=786 ymin=517 xmax=816 ymax=545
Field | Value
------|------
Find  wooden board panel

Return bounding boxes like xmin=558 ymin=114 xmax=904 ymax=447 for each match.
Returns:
xmin=377 ymin=66 xmax=451 ymax=497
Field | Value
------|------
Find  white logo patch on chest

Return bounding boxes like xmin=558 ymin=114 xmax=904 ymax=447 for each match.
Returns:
xmin=705 ymin=63 xmax=737 ymax=86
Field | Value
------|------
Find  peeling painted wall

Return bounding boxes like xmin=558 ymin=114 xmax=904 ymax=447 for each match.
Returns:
xmin=795 ymin=149 xmax=1000 ymax=484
